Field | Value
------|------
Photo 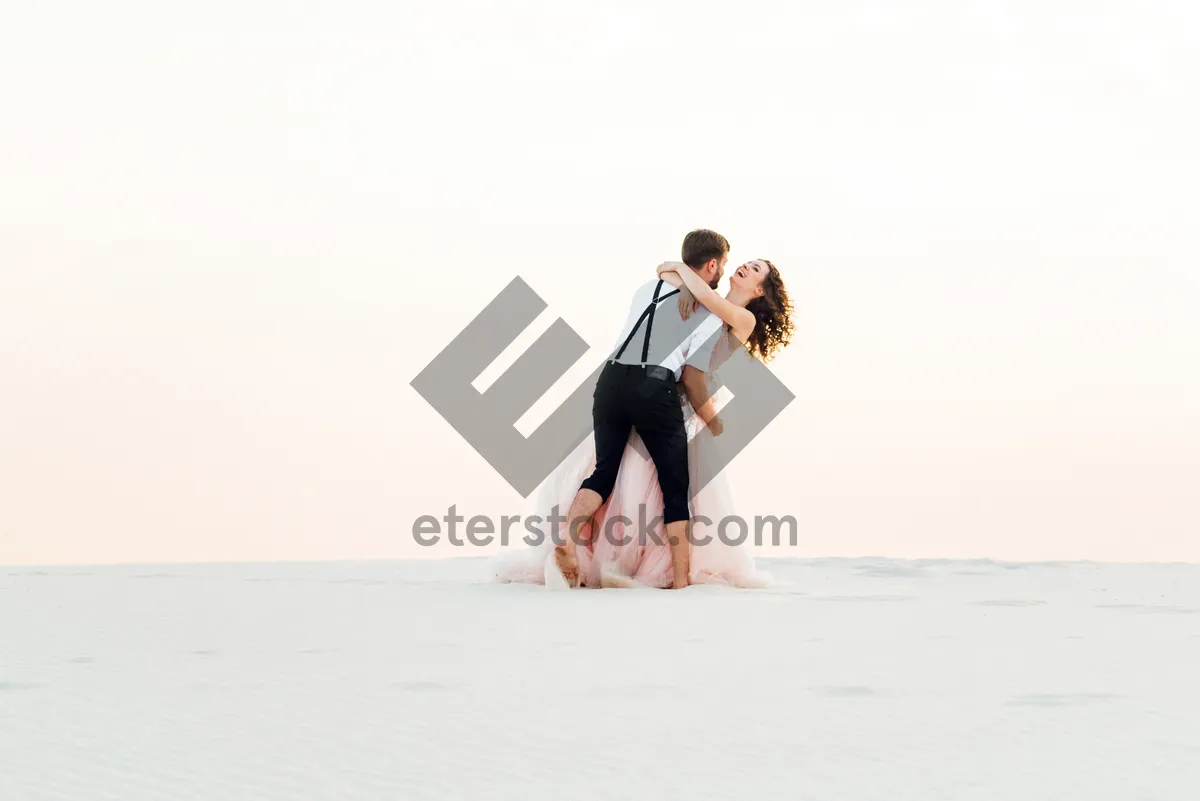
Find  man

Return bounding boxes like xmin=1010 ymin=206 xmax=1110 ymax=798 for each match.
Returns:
xmin=553 ymin=229 xmax=728 ymax=588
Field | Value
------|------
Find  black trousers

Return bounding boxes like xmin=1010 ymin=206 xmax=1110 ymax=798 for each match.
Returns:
xmin=579 ymin=362 xmax=690 ymax=524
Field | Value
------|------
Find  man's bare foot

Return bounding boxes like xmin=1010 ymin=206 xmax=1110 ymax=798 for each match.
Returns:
xmin=554 ymin=545 xmax=580 ymax=588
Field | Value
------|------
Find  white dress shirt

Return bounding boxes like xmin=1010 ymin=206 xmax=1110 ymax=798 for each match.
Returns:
xmin=608 ymin=278 xmax=725 ymax=379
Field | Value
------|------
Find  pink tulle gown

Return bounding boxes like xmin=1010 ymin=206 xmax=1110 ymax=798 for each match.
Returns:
xmin=493 ymin=333 xmax=774 ymax=589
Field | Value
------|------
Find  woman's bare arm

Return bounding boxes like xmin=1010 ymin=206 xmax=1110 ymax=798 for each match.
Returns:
xmin=656 ymin=268 xmax=683 ymax=289
xmin=654 ymin=263 xmax=699 ymax=320
xmin=681 ymin=365 xmax=723 ymax=436
xmin=675 ymin=285 xmax=698 ymax=320
xmin=657 ymin=262 xmax=755 ymax=341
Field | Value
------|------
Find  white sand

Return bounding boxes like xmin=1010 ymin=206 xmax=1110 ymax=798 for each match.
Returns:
xmin=3 ymin=558 xmax=1198 ymax=800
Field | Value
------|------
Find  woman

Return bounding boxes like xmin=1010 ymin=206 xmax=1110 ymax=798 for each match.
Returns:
xmin=493 ymin=258 xmax=794 ymax=588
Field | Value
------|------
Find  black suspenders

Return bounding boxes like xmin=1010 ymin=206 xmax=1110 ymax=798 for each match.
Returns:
xmin=613 ymin=280 xmax=681 ymax=363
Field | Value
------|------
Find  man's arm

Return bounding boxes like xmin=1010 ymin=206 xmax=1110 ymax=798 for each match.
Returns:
xmin=681 ymin=365 xmax=723 ymax=436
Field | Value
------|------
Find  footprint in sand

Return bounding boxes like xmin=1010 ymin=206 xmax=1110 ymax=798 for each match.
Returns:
xmin=1097 ymin=604 xmax=1195 ymax=615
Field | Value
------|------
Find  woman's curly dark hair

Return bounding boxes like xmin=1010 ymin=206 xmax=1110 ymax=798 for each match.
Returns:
xmin=743 ymin=259 xmax=794 ymax=362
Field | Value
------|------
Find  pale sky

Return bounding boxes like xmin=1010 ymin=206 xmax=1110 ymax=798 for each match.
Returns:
xmin=2 ymin=1 xmax=1198 ymax=565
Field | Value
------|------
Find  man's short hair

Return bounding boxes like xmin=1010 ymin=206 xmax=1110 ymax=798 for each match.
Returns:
xmin=682 ymin=229 xmax=730 ymax=268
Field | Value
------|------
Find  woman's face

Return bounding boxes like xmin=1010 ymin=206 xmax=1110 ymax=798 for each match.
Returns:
xmin=728 ymin=260 xmax=769 ymax=296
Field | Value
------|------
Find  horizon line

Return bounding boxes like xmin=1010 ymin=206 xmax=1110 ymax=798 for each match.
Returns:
xmin=4 ymin=554 xmax=1198 ymax=571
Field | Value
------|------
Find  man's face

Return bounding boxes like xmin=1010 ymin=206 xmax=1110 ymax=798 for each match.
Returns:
xmin=709 ymin=253 xmax=728 ymax=289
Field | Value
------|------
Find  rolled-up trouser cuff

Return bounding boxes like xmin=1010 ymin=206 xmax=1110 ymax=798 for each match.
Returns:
xmin=579 ymin=474 xmax=615 ymax=502
xmin=662 ymin=500 xmax=690 ymax=525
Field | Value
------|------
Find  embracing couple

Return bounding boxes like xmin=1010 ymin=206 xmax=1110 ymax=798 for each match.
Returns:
xmin=494 ymin=229 xmax=794 ymax=589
